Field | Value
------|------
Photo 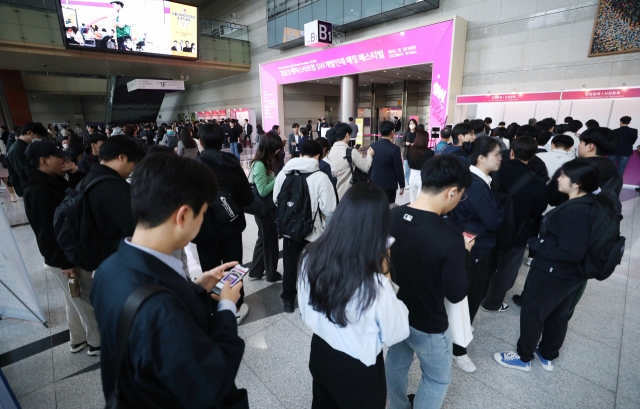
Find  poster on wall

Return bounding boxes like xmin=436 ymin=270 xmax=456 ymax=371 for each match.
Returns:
xmin=589 ymin=0 xmax=640 ymax=56
xmin=58 ymin=0 xmax=198 ymax=58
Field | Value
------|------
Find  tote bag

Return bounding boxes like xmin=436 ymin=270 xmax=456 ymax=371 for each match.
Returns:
xmin=243 ymin=162 xmax=274 ymax=217
xmin=444 ymin=296 xmax=473 ymax=348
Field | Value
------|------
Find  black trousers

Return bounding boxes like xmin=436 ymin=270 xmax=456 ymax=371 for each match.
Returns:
xmin=517 ymin=267 xmax=586 ymax=362
xmin=248 ymin=213 xmax=280 ymax=280
xmin=520 ymin=269 xmax=587 ymax=321
xmin=243 ymin=134 xmax=252 ymax=146
xmin=196 ymin=233 xmax=244 ymax=309
xmin=282 ymin=238 xmax=309 ymax=303
xmin=309 ymin=334 xmax=386 ymax=409
xmin=453 ymin=250 xmax=497 ymax=357
xmin=383 ymin=189 xmax=396 ymax=204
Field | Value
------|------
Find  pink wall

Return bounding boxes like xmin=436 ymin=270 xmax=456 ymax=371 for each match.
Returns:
xmin=259 ymin=20 xmax=455 ymax=133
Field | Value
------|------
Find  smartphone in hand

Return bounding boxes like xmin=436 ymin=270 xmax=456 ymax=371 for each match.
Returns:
xmin=463 ymin=232 xmax=477 ymax=242
xmin=211 ymin=265 xmax=249 ymax=296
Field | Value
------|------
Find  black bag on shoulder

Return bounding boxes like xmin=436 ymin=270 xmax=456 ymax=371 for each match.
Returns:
xmin=344 ymin=148 xmax=369 ymax=184
xmin=199 ymin=157 xmax=242 ymax=223
xmin=54 ymin=175 xmax=121 ymax=271
xmin=243 ymin=163 xmax=275 ymax=217
xmin=276 ymin=170 xmax=319 ymax=241
xmin=494 ymin=171 xmax=536 ymax=249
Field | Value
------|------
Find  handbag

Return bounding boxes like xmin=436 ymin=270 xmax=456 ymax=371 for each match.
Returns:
xmin=444 ymin=296 xmax=473 ymax=348
xmin=242 ymin=163 xmax=274 ymax=217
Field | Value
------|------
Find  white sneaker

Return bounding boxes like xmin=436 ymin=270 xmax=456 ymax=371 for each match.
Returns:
xmin=453 ymin=354 xmax=477 ymax=373
xmin=526 ymin=257 xmax=533 ymax=266
xmin=44 ymin=263 xmax=50 ymax=270
xmin=236 ymin=304 xmax=249 ymax=325
xmin=10 ymin=193 xmax=18 ymax=202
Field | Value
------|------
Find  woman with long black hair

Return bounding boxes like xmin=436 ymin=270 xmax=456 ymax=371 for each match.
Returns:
xmin=495 ymin=160 xmax=606 ymax=372
xmin=298 ymin=183 xmax=409 ymax=409
xmin=401 ymin=118 xmax=419 ymax=184
xmin=247 ymin=131 xmax=283 ymax=282
xmin=407 ymin=130 xmax=434 ymax=203
xmin=177 ymin=128 xmax=198 ymax=159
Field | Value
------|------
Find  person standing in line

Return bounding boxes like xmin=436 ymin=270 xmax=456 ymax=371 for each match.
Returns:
xmin=481 ymin=137 xmax=547 ymax=313
xmin=177 ymin=128 xmax=199 ymax=159
xmin=306 ymin=119 xmax=313 ymax=135
xmin=316 ymin=137 xmax=337 ymax=188
xmin=6 ymin=122 xmax=47 ymax=201
xmin=22 ymin=141 xmax=101 ymax=355
xmin=495 ymin=160 xmax=603 ymax=372
xmin=450 ymin=137 xmax=503 ymax=372
xmin=406 ymin=130 xmax=434 ymax=203
xmin=288 ymin=123 xmax=302 ymax=158
xmin=348 ymin=117 xmax=359 ymax=148
xmin=610 ymin=116 xmax=637 ymax=177
xmin=394 ymin=116 xmax=402 ymax=133
xmin=484 ymin=117 xmax=493 ymax=135
xmin=325 ymin=122 xmax=336 ymax=147
xmin=434 ymin=127 xmax=451 ymax=154
xmin=193 ymin=123 xmax=254 ymax=324
xmin=441 ymin=123 xmax=475 ymax=164
xmin=401 ymin=118 xmax=418 ymax=184
xmin=228 ymin=119 xmax=241 ymax=160
xmin=243 ymin=118 xmax=253 ymax=148
xmin=386 ymin=155 xmax=473 ymax=409
xmin=562 ymin=120 xmax=583 ymax=159
xmin=247 ymin=131 xmax=283 ymax=283
xmin=369 ymin=121 xmax=405 ymax=204
xmin=323 ymin=123 xmax=373 ymax=199
xmin=298 ymin=183 xmax=410 ymax=409
xmin=255 ymin=124 xmax=264 ymax=145
xmin=79 ymin=132 xmax=107 ymax=174
xmin=315 ymin=118 xmax=322 ymax=136
xmin=536 ymin=134 xmax=574 ymax=178
xmin=274 ymin=140 xmax=337 ymax=313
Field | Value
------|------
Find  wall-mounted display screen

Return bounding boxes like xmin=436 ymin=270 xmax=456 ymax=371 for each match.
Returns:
xmin=59 ymin=0 xmax=198 ymax=59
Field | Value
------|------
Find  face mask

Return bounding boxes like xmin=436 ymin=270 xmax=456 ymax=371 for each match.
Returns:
xmin=409 ymin=124 xmax=416 ymax=130
xmin=62 ymin=143 xmax=68 ymax=150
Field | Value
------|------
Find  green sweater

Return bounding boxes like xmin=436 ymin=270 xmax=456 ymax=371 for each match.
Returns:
xmin=250 ymin=161 xmax=275 ymax=197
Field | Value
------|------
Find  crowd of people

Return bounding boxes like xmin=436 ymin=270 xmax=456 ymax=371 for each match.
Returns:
xmin=0 ymin=112 xmax=635 ymax=409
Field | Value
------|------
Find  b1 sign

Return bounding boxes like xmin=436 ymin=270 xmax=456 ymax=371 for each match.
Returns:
xmin=304 ymin=20 xmax=333 ymax=48
xmin=127 ymin=79 xmax=185 ymax=92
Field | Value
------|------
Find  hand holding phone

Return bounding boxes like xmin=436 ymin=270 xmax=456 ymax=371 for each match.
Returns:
xmin=211 ymin=265 xmax=249 ymax=296
xmin=463 ymin=232 xmax=476 ymax=252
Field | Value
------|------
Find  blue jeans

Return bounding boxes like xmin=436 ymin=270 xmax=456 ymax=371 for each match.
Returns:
xmin=386 ymin=326 xmax=452 ymax=409
xmin=609 ymin=155 xmax=630 ymax=177
xmin=230 ymin=142 xmax=240 ymax=160
xmin=403 ymin=160 xmax=410 ymax=184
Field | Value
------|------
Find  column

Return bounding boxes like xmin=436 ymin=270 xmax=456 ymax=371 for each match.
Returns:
xmin=0 ymin=70 xmax=33 ymax=128
xmin=340 ymin=75 xmax=358 ymax=123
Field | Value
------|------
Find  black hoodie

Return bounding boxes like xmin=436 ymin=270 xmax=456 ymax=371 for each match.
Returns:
xmin=194 ymin=149 xmax=253 ymax=242
xmin=21 ymin=166 xmax=84 ymax=269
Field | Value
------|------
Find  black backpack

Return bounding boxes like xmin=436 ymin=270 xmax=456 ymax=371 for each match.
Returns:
xmin=276 ymin=170 xmax=319 ymax=241
xmin=344 ymin=148 xmax=369 ymax=184
xmin=53 ymin=175 xmax=121 ymax=271
xmin=541 ymin=194 xmax=625 ymax=281
xmin=599 ymin=174 xmax=623 ymax=214
xmin=198 ymin=157 xmax=242 ymax=223
xmin=494 ymin=171 xmax=537 ymax=249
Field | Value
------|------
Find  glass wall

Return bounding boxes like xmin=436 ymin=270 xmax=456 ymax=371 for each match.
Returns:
xmin=267 ymin=0 xmax=439 ymax=48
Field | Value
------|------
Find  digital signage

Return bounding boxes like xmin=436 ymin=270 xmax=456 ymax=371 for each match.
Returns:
xmin=58 ymin=0 xmax=198 ymax=59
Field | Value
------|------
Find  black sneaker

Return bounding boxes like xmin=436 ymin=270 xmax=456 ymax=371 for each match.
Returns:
xmin=282 ymin=300 xmax=294 ymax=313
xmin=267 ymin=272 xmax=283 ymax=283
xmin=87 ymin=345 xmax=101 ymax=356
xmin=512 ymin=294 xmax=522 ymax=307
xmin=70 ymin=341 xmax=88 ymax=353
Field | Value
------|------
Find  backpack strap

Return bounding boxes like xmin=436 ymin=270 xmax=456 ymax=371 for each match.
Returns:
xmin=506 ymin=171 xmax=537 ymax=199
xmin=78 ymin=174 xmax=122 ymax=193
xmin=112 ymin=284 xmax=188 ymax=405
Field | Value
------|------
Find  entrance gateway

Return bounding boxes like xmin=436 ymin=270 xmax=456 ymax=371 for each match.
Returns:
xmin=259 ymin=17 xmax=468 ymax=134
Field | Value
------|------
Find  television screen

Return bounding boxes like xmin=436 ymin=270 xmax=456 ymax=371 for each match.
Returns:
xmin=59 ymin=0 xmax=198 ymax=59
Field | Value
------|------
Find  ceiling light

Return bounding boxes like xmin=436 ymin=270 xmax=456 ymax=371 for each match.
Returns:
xmin=383 ymin=70 xmax=387 ymax=72
xmin=407 ymin=75 xmax=410 ymax=77
xmin=391 ymin=82 xmax=394 ymax=83
xmin=418 ymin=76 xmax=421 ymax=78
xmin=396 ymin=73 xmax=399 ymax=75
xmin=350 ymin=9 xmax=353 ymax=11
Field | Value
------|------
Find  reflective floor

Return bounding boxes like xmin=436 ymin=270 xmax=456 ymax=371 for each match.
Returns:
xmin=1 ymin=156 xmax=639 ymax=409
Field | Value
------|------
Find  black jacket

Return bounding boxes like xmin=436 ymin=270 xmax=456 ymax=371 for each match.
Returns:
xmin=21 ymin=166 xmax=84 ymax=269
xmin=325 ymin=128 xmax=336 ymax=147
xmin=194 ymin=149 xmax=253 ymax=241
xmin=230 ymin=125 xmax=242 ymax=143
xmin=494 ymin=160 xmax=548 ymax=246
xmin=547 ymin=156 xmax=621 ymax=207
xmin=401 ymin=131 xmax=417 ymax=158
xmin=78 ymin=146 xmax=99 ymax=175
xmin=612 ymin=126 xmax=638 ymax=157
xmin=91 ymin=241 xmax=245 ymax=408
xmin=80 ymin=164 xmax=136 ymax=263
xmin=528 ymin=195 xmax=593 ymax=279
xmin=452 ymin=173 xmax=503 ymax=254
xmin=245 ymin=123 xmax=253 ymax=136
xmin=6 ymin=139 xmax=29 ymax=196
xmin=500 ymin=149 xmax=548 ymax=181
xmin=369 ymin=138 xmax=405 ymax=190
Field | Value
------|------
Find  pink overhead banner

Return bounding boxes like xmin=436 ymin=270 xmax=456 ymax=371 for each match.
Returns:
xmin=562 ymin=87 xmax=640 ymax=101
xmin=456 ymin=92 xmax=562 ymax=104
xmin=260 ymin=20 xmax=455 ymax=132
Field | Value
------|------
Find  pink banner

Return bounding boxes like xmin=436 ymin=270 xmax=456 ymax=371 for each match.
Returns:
xmin=260 ymin=20 xmax=454 ymax=133
xmin=456 ymin=92 xmax=562 ymax=104
xmin=561 ymin=87 xmax=640 ymax=100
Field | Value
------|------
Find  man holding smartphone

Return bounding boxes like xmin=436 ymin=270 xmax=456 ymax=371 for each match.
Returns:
xmin=91 ymin=154 xmax=247 ymax=408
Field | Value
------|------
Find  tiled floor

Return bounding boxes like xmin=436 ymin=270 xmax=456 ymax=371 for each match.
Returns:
xmin=1 ymin=156 xmax=639 ymax=409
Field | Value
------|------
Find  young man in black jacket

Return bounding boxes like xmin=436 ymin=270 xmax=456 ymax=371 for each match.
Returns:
xmin=6 ymin=122 xmax=47 ymax=199
xmin=193 ymin=123 xmax=254 ymax=324
xmin=482 ymin=137 xmax=547 ymax=313
xmin=78 ymin=132 xmax=108 ymax=174
xmin=386 ymin=155 xmax=473 ymax=409
xmin=79 ymin=135 xmax=145 ymax=272
xmin=91 ymin=154 xmax=247 ymax=408
xmin=22 ymin=141 xmax=101 ymax=355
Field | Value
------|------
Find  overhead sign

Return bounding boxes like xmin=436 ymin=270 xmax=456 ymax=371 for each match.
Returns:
xmin=127 ymin=79 xmax=185 ymax=92
xmin=456 ymin=92 xmax=562 ymax=104
xmin=562 ymin=87 xmax=640 ymax=100
xmin=304 ymin=20 xmax=333 ymax=48
xmin=0 ymin=208 xmax=46 ymax=325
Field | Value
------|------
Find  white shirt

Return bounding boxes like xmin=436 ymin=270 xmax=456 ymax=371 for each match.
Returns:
xmin=546 ymin=133 xmax=578 ymax=159
xmin=536 ymin=149 xmax=572 ymax=181
xmin=470 ymin=165 xmax=492 ymax=186
xmin=298 ymin=268 xmax=410 ymax=366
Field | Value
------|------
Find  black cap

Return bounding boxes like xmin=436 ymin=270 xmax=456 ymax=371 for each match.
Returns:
xmin=25 ymin=141 xmax=69 ymax=162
